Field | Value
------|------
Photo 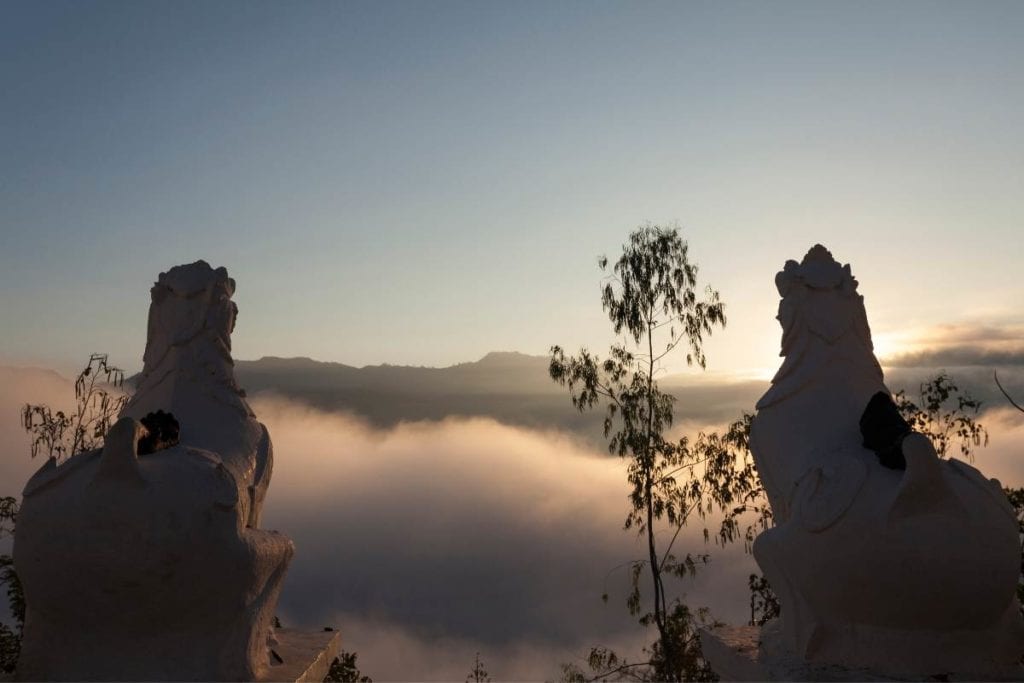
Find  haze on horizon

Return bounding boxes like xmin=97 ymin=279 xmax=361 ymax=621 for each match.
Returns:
xmin=2 ymin=1 xmax=1023 ymax=379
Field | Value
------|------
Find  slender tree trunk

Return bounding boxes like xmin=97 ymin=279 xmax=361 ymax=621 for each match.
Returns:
xmin=644 ymin=318 xmax=676 ymax=678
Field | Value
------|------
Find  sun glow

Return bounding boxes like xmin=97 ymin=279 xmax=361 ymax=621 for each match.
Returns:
xmin=871 ymin=332 xmax=906 ymax=365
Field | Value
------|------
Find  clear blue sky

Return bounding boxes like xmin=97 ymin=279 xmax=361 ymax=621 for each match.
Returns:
xmin=3 ymin=1 xmax=1022 ymax=375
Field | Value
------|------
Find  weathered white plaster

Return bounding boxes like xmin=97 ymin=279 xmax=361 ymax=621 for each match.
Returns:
xmin=749 ymin=245 xmax=1024 ymax=678
xmin=698 ymin=625 xmax=979 ymax=682
xmin=123 ymin=261 xmax=272 ymax=528
xmin=14 ymin=261 xmax=294 ymax=681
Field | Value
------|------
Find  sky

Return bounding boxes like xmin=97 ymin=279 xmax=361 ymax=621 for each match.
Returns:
xmin=3 ymin=6 xmax=1023 ymax=675
xmin=2 ymin=1 xmax=1023 ymax=377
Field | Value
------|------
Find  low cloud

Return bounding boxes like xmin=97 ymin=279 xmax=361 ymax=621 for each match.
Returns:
xmin=0 ymin=368 xmax=757 ymax=679
xmin=318 ymin=613 xmax=652 ymax=681
xmin=917 ymin=322 xmax=1024 ymax=346
xmin=254 ymin=395 xmax=758 ymax=678
xmin=972 ymin=407 xmax=1024 ymax=489
xmin=884 ymin=366 xmax=1024 ymax=418
xmin=2 ymin=366 xmax=1021 ymax=679
xmin=884 ymin=345 xmax=1024 ymax=369
xmin=880 ymin=319 xmax=1024 ymax=370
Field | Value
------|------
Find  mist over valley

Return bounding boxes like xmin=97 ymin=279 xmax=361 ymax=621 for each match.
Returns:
xmin=3 ymin=353 xmax=1023 ymax=678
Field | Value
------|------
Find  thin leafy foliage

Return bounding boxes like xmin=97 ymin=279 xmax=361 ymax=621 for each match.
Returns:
xmin=892 ymin=372 xmax=988 ymax=460
xmin=21 ymin=353 xmax=128 ymax=462
xmin=465 ymin=652 xmax=491 ymax=683
xmin=551 ymin=224 xmax=729 ymax=681
xmin=324 ymin=650 xmax=372 ymax=683
xmin=0 ymin=497 xmax=23 ymax=673
xmin=747 ymin=573 xmax=779 ymax=627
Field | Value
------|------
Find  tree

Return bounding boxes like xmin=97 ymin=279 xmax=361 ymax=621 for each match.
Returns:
xmin=892 ymin=372 xmax=988 ymax=460
xmin=0 ymin=497 xmax=23 ymax=674
xmin=995 ymin=371 xmax=1024 ymax=415
xmin=22 ymin=353 xmax=128 ymax=462
xmin=551 ymin=224 xmax=729 ymax=681
xmin=323 ymin=651 xmax=372 ymax=683
xmin=747 ymin=573 xmax=778 ymax=627
xmin=465 ymin=652 xmax=491 ymax=683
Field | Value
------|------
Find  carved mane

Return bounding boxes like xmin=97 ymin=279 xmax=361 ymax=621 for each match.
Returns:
xmin=756 ymin=244 xmax=882 ymax=409
xmin=121 ymin=260 xmax=269 ymax=526
xmin=128 ymin=260 xmax=252 ymax=418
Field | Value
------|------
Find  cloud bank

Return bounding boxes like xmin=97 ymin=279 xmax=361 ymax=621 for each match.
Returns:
xmin=0 ymin=367 xmax=758 ymax=679
xmin=880 ymin=320 xmax=1024 ymax=369
xmin=885 ymin=346 xmax=1024 ymax=369
xmin=253 ymin=395 xmax=759 ymax=679
xmin=2 ymin=365 xmax=1022 ymax=679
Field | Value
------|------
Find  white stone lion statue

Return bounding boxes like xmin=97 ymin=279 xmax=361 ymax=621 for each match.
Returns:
xmin=15 ymin=261 xmax=294 ymax=681
xmin=750 ymin=245 xmax=1023 ymax=677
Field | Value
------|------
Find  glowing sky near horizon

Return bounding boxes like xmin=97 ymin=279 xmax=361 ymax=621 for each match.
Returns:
xmin=2 ymin=1 xmax=1022 ymax=376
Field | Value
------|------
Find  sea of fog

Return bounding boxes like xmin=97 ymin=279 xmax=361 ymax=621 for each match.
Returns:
xmin=1 ymin=366 xmax=1022 ymax=679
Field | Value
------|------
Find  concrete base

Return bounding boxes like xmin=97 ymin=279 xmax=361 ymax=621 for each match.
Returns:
xmin=259 ymin=629 xmax=343 ymax=683
xmin=0 ymin=629 xmax=340 ymax=683
xmin=699 ymin=625 xmax=923 ymax=681
xmin=699 ymin=625 xmax=772 ymax=681
xmin=699 ymin=625 xmax=1024 ymax=682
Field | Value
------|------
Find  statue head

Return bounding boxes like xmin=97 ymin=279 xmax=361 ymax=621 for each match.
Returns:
xmin=758 ymin=245 xmax=882 ymax=409
xmin=142 ymin=260 xmax=238 ymax=373
xmin=775 ymin=245 xmax=872 ymax=350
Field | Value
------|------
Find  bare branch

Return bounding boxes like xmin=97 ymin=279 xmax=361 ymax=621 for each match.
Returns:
xmin=995 ymin=370 xmax=1024 ymax=414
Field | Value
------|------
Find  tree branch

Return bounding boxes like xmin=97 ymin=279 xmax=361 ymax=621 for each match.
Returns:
xmin=995 ymin=370 xmax=1024 ymax=413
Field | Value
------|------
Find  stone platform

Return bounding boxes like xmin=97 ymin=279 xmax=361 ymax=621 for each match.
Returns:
xmin=0 ymin=629 xmax=339 ymax=682
xmin=699 ymin=625 xmax=912 ymax=681
xmin=1 ymin=629 xmax=340 ymax=683
xmin=259 ymin=628 xmax=343 ymax=683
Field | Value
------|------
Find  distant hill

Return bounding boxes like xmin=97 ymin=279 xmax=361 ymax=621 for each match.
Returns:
xmin=234 ymin=352 xmax=768 ymax=441
xmin=232 ymin=351 xmax=1024 ymax=441
xmin=238 ymin=351 xmax=553 ymax=396
xmin=12 ymin=349 xmax=1023 ymax=448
